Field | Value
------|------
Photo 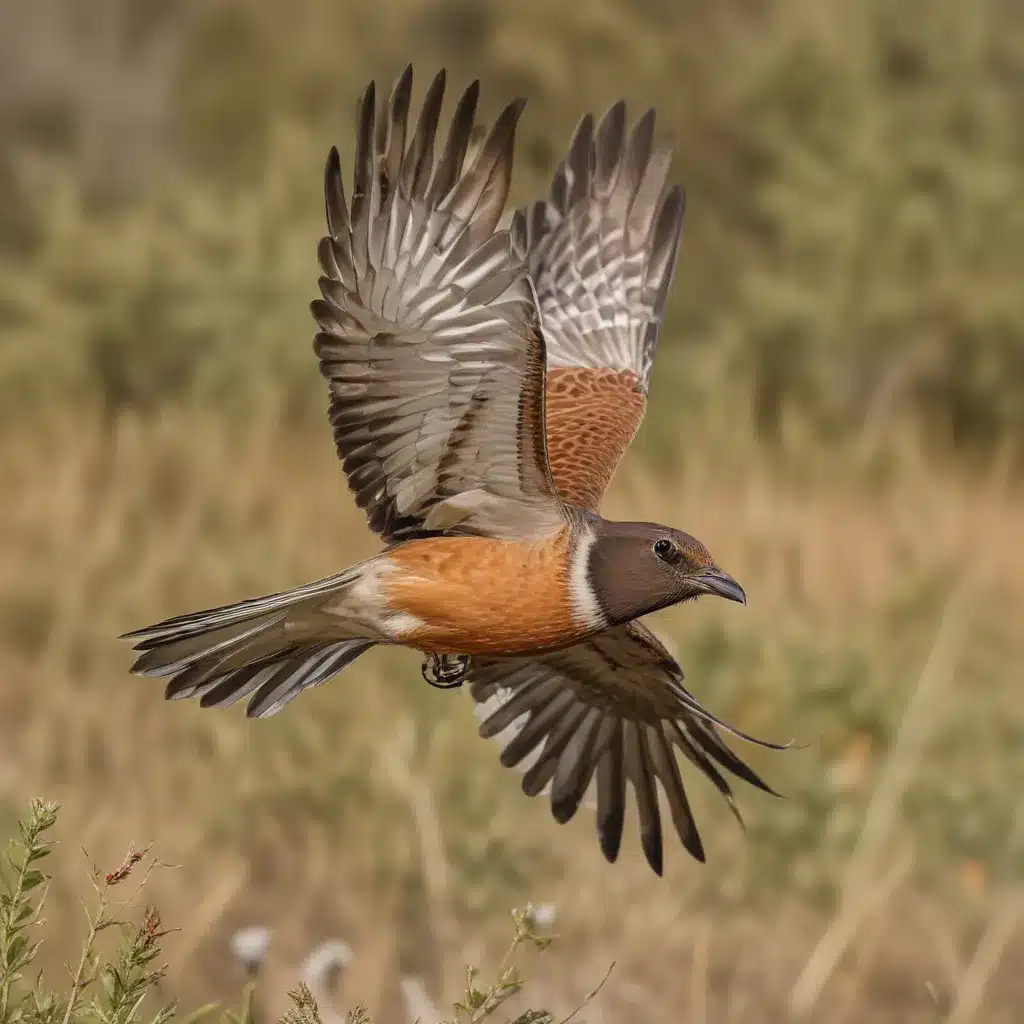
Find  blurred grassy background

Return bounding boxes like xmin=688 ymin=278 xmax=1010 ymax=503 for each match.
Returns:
xmin=0 ymin=0 xmax=1022 ymax=1020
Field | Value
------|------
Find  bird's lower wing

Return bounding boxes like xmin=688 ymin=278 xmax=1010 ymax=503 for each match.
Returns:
xmin=466 ymin=621 xmax=785 ymax=876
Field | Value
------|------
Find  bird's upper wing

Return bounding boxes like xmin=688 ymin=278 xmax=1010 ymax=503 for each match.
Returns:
xmin=512 ymin=104 xmax=685 ymax=511
xmin=466 ymin=620 xmax=784 ymax=876
xmin=311 ymin=67 xmax=564 ymax=542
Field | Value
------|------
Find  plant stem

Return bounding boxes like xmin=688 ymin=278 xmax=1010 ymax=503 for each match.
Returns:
xmin=60 ymin=889 xmax=108 ymax=1024
xmin=469 ymin=935 xmax=523 ymax=1023
xmin=0 ymin=857 xmax=29 ymax=1022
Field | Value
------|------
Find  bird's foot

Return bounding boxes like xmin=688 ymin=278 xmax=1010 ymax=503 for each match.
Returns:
xmin=422 ymin=652 xmax=470 ymax=689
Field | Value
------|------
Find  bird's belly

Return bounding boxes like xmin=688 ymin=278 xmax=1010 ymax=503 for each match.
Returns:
xmin=381 ymin=531 xmax=588 ymax=655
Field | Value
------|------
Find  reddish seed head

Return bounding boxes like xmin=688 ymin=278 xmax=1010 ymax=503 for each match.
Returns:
xmin=105 ymin=848 xmax=144 ymax=886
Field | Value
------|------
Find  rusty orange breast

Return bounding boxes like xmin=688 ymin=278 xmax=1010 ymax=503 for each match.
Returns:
xmin=544 ymin=367 xmax=646 ymax=511
xmin=382 ymin=529 xmax=587 ymax=655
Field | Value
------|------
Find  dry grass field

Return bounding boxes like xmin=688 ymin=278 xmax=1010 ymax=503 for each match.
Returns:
xmin=1 ymin=412 xmax=1022 ymax=1021
xmin=1 ymin=0 xmax=1022 ymax=1021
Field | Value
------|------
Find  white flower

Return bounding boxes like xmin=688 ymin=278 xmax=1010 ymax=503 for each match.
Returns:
xmin=529 ymin=903 xmax=557 ymax=929
xmin=230 ymin=926 xmax=271 ymax=972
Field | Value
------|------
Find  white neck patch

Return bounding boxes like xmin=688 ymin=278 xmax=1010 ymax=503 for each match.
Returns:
xmin=568 ymin=526 xmax=607 ymax=632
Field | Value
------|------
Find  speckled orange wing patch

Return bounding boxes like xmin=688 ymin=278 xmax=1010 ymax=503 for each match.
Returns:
xmin=544 ymin=367 xmax=647 ymax=511
xmin=383 ymin=529 xmax=586 ymax=655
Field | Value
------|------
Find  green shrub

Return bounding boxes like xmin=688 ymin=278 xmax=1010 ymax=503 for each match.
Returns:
xmin=0 ymin=801 xmax=604 ymax=1024
xmin=2 ymin=0 xmax=1022 ymax=457
xmin=730 ymin=0 xmax=1024 ymax=449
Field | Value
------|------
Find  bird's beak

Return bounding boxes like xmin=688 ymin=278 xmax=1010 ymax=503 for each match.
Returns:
xmin=696 ymin=569 xmax=747 ymax=605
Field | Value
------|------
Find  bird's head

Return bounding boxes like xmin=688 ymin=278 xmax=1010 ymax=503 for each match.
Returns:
xmin=585 ymin=519 xmax=746 ymax=626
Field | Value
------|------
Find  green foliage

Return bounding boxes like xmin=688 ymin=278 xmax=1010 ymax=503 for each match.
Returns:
xmin=0 ymin=805 xmax=589 ymax=1024
xmin=0 ymin=799 xmax=177 ymax=1024
xmin=0 ymin=138 xmax=324 ymax=425
xmin=1 ymin=0 xmax=1022 ymax=455
xmin=0 ymin=799 xmax=58 ymax=1024
xmin=731 ymin=0 xmax=1024 ymax=449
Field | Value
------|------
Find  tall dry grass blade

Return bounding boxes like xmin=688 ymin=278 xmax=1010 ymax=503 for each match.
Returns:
xmin=789 ymin=845 xmax=914 ymax=1017
xmin=788 ymin=578 xmax=971 ymax=1016
xmin=947 ymin=890 xmax=1024 ymax=1024
xmin=379 ymin=718 xmax=458 ymax=995
xmin=168 ymin=859 xmax=248 ymax=979
xmin=688 ymin=916 xmax=710 ymax=1024
xmin=839 ymin=586 xmax=969 ymax=908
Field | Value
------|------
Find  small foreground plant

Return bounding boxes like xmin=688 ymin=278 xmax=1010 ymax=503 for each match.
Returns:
xmin=438 ymin=905 xmax=612 ymax=1024
xmin=2 ymin=803 xmax=610 ymax=1024
xmin=0 ymin=799 xmax=179 ymax=1024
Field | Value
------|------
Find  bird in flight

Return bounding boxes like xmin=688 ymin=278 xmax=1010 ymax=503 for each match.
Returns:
xmin=122 ymin=66 xmax=783 ymax=875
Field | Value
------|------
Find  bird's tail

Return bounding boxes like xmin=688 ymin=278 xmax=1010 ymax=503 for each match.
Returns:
xmin=121 ymin=568 xmax=377 ymax=718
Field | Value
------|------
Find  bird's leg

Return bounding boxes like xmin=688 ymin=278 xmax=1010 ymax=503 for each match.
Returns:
xmin=421 ymin=652 xmax=470 ymax=689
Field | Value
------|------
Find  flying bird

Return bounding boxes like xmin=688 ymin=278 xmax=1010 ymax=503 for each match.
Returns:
xmin=122 ymin=66 xmax=783 ymax=875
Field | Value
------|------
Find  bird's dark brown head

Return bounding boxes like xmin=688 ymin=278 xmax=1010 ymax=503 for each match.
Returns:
xmin=586 ymin=520 xmax=745 ymax=626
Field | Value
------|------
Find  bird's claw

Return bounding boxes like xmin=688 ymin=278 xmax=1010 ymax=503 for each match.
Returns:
xmin=422 ymin=652 xmax=470 ymax=689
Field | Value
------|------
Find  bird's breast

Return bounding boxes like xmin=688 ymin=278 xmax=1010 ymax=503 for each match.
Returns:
xmin=380 ymin=528 xmax=591 ymax=654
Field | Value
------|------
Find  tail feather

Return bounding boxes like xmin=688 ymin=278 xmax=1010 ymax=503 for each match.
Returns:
xmin=122 ymin=569 xmax=375 ymax=718
xmin=129 ymin=612 xmax=288 ymax=677
xmin=121 ymin=567 xmax=360 ymax=646
xmin=240 ymin=640 xmax=375 ymax=718
xmin=161 ymin=643 xmax=286 ymax=701
xmin=189 ymin=662 xmax=280 ymax=707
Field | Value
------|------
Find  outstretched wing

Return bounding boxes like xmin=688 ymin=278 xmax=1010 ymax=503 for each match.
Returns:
xmin=312 ymin=66 xmax=564 ymax=542
xmin=466 ymin=621 xmax=784 ymax=875
xmin=512 ymin=103 xmax=685 ymax=511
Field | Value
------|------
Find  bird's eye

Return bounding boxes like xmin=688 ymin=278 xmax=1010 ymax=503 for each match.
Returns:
xmin=653 ymin=538 xmax=680 ymax=565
